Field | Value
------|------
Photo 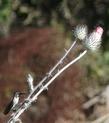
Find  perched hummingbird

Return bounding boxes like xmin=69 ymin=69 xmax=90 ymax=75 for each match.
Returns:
xmin=4 ymin=91 xmax=25 ymax=115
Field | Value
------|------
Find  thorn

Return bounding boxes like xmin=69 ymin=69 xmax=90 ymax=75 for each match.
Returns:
xmin=58 ymin=69 xmax=60 ymax=72
xmin=25 ymin=99 xmax=29 ymax=103
xmin=47 ymin=73 xmax=53 ymax=77
xmin=11 ymin=113 xmax=14 ymax=117
xmin=64 ymin=48 xmax=68 ymax=53
xmin=59 ymin=61 xmax=63 ymax=64
xmin=50 ymin=74 xmax=53 ymax=77
xmin=40 ymin=84 xmax=44 ymax=89
xmin=45 ymin=87 xmax=48 ymax=91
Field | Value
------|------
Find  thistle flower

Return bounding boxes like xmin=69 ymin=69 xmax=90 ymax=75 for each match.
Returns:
xmin=74 ymin=24 xmax=88 ymax=40
xmin=84 ymin=26 xmax=103 ymax=51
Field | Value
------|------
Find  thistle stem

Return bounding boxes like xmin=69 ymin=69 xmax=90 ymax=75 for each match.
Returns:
xmin=8 ymin=50 xmax=87 ymax=123
xmin=27 ymin=40 xmax=77 ymax=99
xmin=31 ymin=50 xmax=87 ymax=101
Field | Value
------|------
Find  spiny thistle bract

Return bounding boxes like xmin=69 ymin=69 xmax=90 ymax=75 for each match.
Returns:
xmin=84 ymin=26 xmax=103 ymax=51
xmin=74 ymin=25 xmax=104 ymax=51
xmin=74 ymin=24 xmax=88 ymax=40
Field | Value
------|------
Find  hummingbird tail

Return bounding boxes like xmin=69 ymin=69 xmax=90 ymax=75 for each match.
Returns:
xmin=3 ymin=102 xmax=12 ymax=115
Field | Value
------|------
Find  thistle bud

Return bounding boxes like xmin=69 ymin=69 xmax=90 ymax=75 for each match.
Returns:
xmin=27 ymin=74 xmax=34 ymax=93
xmin=84 ymin=26 xmax=103 ymax=51
xmin=74 ymin=24 xmax=88 ymax=40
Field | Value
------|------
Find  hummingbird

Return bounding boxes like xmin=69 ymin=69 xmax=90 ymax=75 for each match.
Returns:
xmin=4 ymin=91 xmax=25 ymax=115
xmin=84 ymin=26 xmax=103 ymax=51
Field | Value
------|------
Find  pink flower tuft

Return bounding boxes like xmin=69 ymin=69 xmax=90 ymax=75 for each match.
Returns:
xmin=95 ymin=26 xmax=104 ymax=35
xmin=84 ymin=26 xmax=104 ymax=51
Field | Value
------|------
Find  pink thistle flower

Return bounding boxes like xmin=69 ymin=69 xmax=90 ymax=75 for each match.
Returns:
xmin=84 ymin=26 xmax=104 ymax=51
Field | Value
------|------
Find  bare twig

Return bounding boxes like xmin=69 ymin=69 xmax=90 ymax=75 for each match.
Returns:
xmin=91 ymin=113 xmax=109 ymax=123
xmin=27 ymin=40 xmax=77 ymax=99
xmin=82 ymin=96 xmax=100 ymax=109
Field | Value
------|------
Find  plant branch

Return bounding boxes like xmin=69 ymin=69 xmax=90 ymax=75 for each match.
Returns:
xmin=27 ymin=40 xmax=77 ymax=99
xmin=7 ymin=49 xmax=87 ymax=123
xmin=31 ymin=50 xmax=87 ymax=102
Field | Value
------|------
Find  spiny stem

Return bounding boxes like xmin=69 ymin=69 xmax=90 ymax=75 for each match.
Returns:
xmin=31 ymin=50 xmax=87 ymax=101
xmin=7 ymin=42 xmax=88 ymax=123
xmin=27 ymin=40 xmax=77 ymax=99
xmin=8 ymin=50 xmax=87 ymax=123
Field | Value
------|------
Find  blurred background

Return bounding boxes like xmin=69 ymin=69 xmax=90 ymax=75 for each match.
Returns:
xmin=0 ymin=0 xmax=109 ymax=123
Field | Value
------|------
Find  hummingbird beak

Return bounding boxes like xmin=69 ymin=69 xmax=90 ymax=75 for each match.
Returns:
xmin=19 ymin=92 xmax=25 ymax=95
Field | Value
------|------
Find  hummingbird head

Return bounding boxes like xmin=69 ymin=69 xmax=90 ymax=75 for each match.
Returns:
xmin=14 ymin=91 xmax=25 ymax=97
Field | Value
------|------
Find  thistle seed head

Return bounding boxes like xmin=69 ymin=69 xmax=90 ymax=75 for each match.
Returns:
xmin=74 ymin=24 xmax=88 ymax=40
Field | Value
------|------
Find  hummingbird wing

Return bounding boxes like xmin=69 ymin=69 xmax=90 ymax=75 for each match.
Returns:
xmin=4 ymin=100 xmax=13 ymax=115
